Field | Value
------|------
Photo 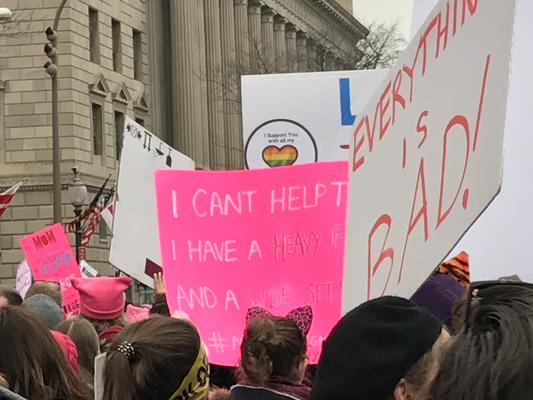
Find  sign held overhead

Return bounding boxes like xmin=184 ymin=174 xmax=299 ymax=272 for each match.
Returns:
xmin=343 ymin=0 xmax=516 ymax=310
xmin=155 ymin=162 xmax=349 ymax=366
xmin=110 ymin=117 xmax=195 ymax=287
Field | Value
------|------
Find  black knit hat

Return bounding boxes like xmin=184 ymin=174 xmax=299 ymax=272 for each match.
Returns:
xmin=310 ymin=296 xmax=442 ymax=400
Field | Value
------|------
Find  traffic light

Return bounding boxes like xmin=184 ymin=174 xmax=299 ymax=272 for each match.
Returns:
xmin=43 ymin=27 xmax=58 ymax=77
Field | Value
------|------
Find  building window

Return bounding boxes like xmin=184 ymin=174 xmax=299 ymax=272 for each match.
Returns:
xmin=112 ymin=19 xmax=122 ymax=72
xmin=133 ymin=29 xmax=142 ymax=80
xmin=114 ymin=111 xmax=124 ymax=160
xmin=135 ymin=117 xmax=145 ymax=127
xmin=89 ymin=7 xmax=100 ymax=63
xmin=91 ymin=103 xmax=103 ymax=155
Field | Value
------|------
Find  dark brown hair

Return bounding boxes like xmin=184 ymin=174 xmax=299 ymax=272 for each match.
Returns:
xmin=0 ymin=286 xmax=22 ymax=306
xmin=429 ymin=285 xmax=533 ymax=400
xmin=239 ymin=316 xmax=307 ymax=385
xmin=56 ymin=317 xmax=100 ymax=396
xmin=25 ymin=281 xmax=62 ymax=307
xmin=392 ymin=330 xmax=449 ymax=400
xmin=0 ymin=306 xmax=89 ymax=400
xmin=103 ymin=316 xmax=202 ymax=400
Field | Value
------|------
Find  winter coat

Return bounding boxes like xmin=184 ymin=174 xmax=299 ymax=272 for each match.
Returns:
xmin=0 ymin=386 xmax=27 ymax=400
xmin=98 ymin=325 xmax=123 ymax=352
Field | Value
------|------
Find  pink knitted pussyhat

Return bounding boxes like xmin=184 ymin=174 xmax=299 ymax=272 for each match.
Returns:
xmin=51 ymin=330 xmax=79 ymax=373
xmin=71 ymin=276 xmax=132 ymax=320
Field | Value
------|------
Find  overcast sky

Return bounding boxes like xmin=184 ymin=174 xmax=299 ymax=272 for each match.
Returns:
xmin=352 ymin=0 xmax=414 ymax=39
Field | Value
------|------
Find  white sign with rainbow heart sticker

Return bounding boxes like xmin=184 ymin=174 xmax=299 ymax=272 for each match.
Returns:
xmin=241 ymin=70 xmax=387 ymax=169
xmin=244 ymin=119 xmax=317 ymax=169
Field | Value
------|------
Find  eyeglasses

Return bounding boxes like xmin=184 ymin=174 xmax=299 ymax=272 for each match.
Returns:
xmin=463 ymin=280 xmax=533 ymax=328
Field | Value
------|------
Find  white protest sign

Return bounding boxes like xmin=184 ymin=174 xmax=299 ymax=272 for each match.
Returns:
xmin=93 ymin=352 xmax=106 ymax=400
xmin=15 ymin=259 xmax=32 ymax=298
xmin=241 ymin=70 xmax=387 ymax=168
xmin=109 ymin=117 xmax=195 ymax=287
xmin=80 ymin=260 xmax=98 ymax=278
xmin=410 ymin=0 xmax=438 ymax=39
xmin=450 ymin=0 xmax=533 ymax=282
xmin=343 ymin=0 xmax=516 ymax=311
xmin=412 ymin=2 xmax=533 ymax=282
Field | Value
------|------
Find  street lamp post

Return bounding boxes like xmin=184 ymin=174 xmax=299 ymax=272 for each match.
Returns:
xmin=43 ymin=0 xmax=68 ymax=223
xmin=0 ymin=7 xmax=13 ymax=24
xmin=68 ymin=167 xmax=87 ymax=263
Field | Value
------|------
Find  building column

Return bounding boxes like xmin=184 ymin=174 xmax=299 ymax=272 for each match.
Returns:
xmin=285 ymin=24 xmax=297 ymax=73
xmin=247 ymin=0 xmax=262 ymax=72
xmin=204 ymin=0 xmax=226 ymax=169
xmin=260 ymin=6 xmax=275 ymax=73
xmin=220 ymin=0 xmax=242 ymax=168
xmin=170 ymin=1 xmax=210 ymax=167
xmin=234 ymin=0 xmax=250 ymax=75
xmin=273 ymin=16 xmax=287 ymax=72
xmin=296 ymin=31 xmax=308 ymax=72
xmin=147 ymin=0 xmax=171 ymax=142
xmin=307 ymin=39 xmax=318 ymax=71
xmin=325 ymin=51 xmax=337 ymax=71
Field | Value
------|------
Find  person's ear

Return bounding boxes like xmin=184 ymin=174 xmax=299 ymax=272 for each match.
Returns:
xmin=296 ymin=357 xmax=308 ymax=382
xmin=392 ymin=379 xmax=412 ymax=400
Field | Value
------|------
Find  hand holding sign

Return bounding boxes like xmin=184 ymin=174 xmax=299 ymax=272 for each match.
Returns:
xmin=155 ymin=162 xmax=349 ymax=365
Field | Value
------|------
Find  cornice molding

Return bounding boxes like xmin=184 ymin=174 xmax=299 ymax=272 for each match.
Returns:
xmin=313 ymin=0 xmax=369 ymax=38
xmin=0 ymin=182 xmax=111 ymax=193
xmin=89 ymin=74 xmax=110 ymax=98
xmin=134 ymin=92 xmax=149 ymax=112
xmin=262 ymin=0 xmax=367 ymax=60
xmin=112 ymin=82 xmax=133 ymax=105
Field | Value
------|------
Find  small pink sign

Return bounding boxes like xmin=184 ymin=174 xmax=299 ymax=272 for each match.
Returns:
xmin=20 ymin=223 xmax=82 ymax=316
xmin=155 ymin=162 xmax=349 ymax=365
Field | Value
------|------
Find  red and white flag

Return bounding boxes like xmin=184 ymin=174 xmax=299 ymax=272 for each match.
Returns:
xmin=101 ymin=199 xmax=115 ymax=231
xmin=0 ymin=180 xmax=25 ymax=218
xmin=80 ymin=200 xmax=105 ymax=248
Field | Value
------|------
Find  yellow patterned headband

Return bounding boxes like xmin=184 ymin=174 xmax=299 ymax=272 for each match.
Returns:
xmin=168 ymin=344 xmax=210 ymax=400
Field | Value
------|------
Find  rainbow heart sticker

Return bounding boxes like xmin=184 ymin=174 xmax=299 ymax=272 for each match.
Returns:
xmin=262 ymin=145 xmax=299 ymax=167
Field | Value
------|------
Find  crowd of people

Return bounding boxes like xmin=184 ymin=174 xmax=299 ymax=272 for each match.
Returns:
xmin=0 ymin=258 xmax=532 ymax=400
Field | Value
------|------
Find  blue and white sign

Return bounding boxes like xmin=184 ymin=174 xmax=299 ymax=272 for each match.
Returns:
xmin=241 ymin=70 xmax=387 ymax=169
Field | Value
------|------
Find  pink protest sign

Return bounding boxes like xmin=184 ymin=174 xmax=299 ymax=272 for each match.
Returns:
xmin=19 ymin=223 xmax=82 ymax=316
xmin=155 ymin=161 xmax=349 ymax=365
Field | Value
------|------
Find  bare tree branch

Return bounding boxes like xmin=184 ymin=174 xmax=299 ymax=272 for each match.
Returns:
xmin=198 ymin=22 xmax=405 ymax=116
xmin=355 ymin=21 xmax=407 ymax=70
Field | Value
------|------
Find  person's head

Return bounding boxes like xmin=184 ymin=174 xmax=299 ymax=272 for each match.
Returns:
xmin=22 ymin=294 xmax=64 ymax=329
xmin=411 ymin=273 xmax=466 ymax=329
xmin=103 ymin=316 xmax=209 ymax=400
xmin=56 ymin=317 xmax=100 ymax=386
xmin=71 ymin=276 xmax=131 ymax=336
xmin=71 ymin=276 xmax=130 ymax=320
xmin=239 ymin=306 xmax=312 ymax=385
xmin=411 ymin=252 xmax=470 ymax=329
xmin=50 ymin=330 xmax=79 ymax=374
xmin=0 ymin=286 xmax=23 ymax=308
xmin=310 ymin=296 xmax=450 ymax=400
xmin=125 ymin=303 xmax=151 ymax=322
xmin=25 ymin=281 xmax=62 ymax=307
xmin=0 ymin=306 xmax=88 ymax=400
xmin=430 ymin=282 xmax=533 ymax=400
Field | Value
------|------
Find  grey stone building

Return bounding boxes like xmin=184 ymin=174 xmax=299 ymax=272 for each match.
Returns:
xmin=0 ymin=0 xmax=368 ymax=288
